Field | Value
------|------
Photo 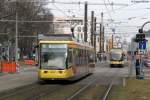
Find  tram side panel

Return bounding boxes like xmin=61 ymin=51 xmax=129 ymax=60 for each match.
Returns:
xmin=71 ymin=48 xmax=89 ymax=80
xmin=88 ymin=51 xmax=95 ymax=73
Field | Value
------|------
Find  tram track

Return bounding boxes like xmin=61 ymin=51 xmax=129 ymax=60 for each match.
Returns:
xmin=102 ymin=67 xmax=123 ymax=100
xmin=102 ymin=82 xmax=113 ymax=100
xmin=66 ymin=78 xmax=98 ymax=100
xmin=0 ymin=74 xmax=100 ymax=100
xmin=0 ymin=63 xmax=126 ymax=100
xmin=0 ymin=83 xmax=39 ymax=99
xmin=0 ymin=82 xmax=62 ymax=100
xmin=0 ymin=74 xmax=94 ymax=100
xmin=26 ymin=85 xmax=63 ymax=100
xmin=65 ymin=66 xmax=123 ymax=100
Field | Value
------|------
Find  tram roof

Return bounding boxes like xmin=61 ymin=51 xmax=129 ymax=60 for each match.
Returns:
xmin=39 ymin=34 xmax=94 ymax=49
xmin=39 ymin=34 xmax=74 ymax=41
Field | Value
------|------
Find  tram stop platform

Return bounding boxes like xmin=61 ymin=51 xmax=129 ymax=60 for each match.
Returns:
xmin=0 ymin=64 xmax=38 ymax=92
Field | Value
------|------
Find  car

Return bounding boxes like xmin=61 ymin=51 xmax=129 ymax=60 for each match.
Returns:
xmin=143 ymin=56 xmax=150 ymax=67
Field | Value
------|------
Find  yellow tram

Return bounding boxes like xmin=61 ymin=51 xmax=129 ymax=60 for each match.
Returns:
xmin=38 ymin=34 xmax=95 ymax=81
xmin=109 ymin=48 xmax=124 ymax=67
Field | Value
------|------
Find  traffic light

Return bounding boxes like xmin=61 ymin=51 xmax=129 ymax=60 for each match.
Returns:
xmin=71 ymin=27 xmax=74 ymax=33
xmin=135 ymin=33 xmax=145 ymax=42
xmin=70 ymin=27 xmax=75 ymax=37
xmin=139 ymin=29 xmax=143 ymax=33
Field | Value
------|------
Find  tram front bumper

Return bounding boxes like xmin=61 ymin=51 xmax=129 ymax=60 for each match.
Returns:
xmin=38 ymin=69 xmax=74 ymax=79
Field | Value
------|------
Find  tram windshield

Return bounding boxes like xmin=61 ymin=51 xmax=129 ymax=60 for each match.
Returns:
xmin=110 ymin=52 xmax=123 ymax=61
xmin=40 ymin=44 xmax=67 ymax=70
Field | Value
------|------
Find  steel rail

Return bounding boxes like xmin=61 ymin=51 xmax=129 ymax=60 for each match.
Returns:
xmin=102 ymin=82 xmax=113 ymax=100
xmin=66 ymin=64 xmax=112 ymax=100
xmin=102 ymin=68 xmax=122 ymax=100
xmin=0 ymin=83 xmax=38 ymax=99
xmin=27 ymin=85 xmax=63 ymax=100
xmin=0 ymin=83 xmax=60 ymax=99
xmin=66 ymin=78 xmax=97 ymax=100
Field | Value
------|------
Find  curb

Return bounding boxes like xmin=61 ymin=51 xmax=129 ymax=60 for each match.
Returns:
xmin=0 ymin=73 xmax=5 ymax=76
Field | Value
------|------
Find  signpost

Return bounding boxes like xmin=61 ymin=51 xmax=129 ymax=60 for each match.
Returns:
xmin=139 ymin=40 xmax=147 ymax=50
xmin=136 ymin=21 xmax=150 ymax=79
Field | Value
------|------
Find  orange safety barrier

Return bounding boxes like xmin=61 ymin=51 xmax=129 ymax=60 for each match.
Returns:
xmin=1 ymin=61 xmax=16 ymax=73
xmin=24 ymin=60 xmax=36 ymax=65
xmin=0 ymin=61 xmax=1 ymax=72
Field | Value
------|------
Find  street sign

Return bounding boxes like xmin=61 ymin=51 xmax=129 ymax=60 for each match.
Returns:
xmin=139 ymin=40 xmax=147 ymax=49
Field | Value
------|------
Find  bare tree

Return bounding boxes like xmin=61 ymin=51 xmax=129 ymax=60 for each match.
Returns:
xmin=0 ymin=0 xmax=54 ymax=59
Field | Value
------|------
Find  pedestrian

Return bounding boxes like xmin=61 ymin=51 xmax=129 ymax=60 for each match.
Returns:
xmin=135 ymin=51 xmax=141 ymax=79
xmin=16 ymin=62 xmax=21 ymax=73
xmin=104 ymin=55 xmax=107 ymax=61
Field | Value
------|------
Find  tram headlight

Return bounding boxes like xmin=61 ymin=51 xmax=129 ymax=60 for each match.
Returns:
xmin=59 ymin=71 xmax=63 ymax=74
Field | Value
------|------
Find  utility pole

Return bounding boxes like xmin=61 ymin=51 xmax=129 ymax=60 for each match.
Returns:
xmin=94 ymin=17 xmax=97 ymax=51
xmin=94 ymin=17 xmax=97 ymax=62
xmin=15 ymin=12 xmax=18 ymax=62
xmin=84 ymin=1 xmax=88 ymax=42
xmin=99 ymin=12 xmax=103 ymax=53
xmin=102 ymin=26 xmax=105 ymax=52
xmin=91 ymin=11 xmax=94 ymax=46
xmin=15 ymin=0 xmax=19 ymax=62
xmin=36 ymin=32 xmax=39 ymax=65
xmin=99 ymin=23 xmax=102 ymax=52
xmin=112 ymin=34 xmax=113 ymax=49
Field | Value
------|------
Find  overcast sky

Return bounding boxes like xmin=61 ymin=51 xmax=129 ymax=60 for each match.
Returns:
xmin=47 ymin=0 xmax=150 ymax=41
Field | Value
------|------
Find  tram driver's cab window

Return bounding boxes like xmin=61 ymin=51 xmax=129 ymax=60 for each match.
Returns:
xmin=41 ymin=44 xmax=67 ymax=69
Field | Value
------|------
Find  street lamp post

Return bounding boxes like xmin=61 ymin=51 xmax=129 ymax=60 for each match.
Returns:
xmin=15 ymin=12 xmax=18 ymax=62
xmin=111 ymin=28 xmax=115 ymax=48
xmin=139 ymin=21 xmax=150 ymax=33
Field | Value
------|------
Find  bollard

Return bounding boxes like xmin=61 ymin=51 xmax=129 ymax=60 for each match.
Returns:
xmin=123 ymin=77 xmax=126 ymax=87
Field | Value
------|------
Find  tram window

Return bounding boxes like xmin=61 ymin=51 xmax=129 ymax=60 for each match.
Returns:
xmin=82 ymin=50 xmax=85 ymax=64
xmin=73 ymin=49 xmax=78 ymax=65
xmin=85 ymin=50 xmax=88 ymax=64
xmin=43 ymin=53 xmax=49 ymax=62
xmin=68 ymin=49 xmax=73 ymax=67
xmin=77 ymin=49 xmax=80 ymax=65
xmin=87 ymin=51 xmax=89 ymax=63
xmin=78 ymin=49 xmax=81 ymax=65
xmin=89 ymin=53 xmax=94 ymax=63
xmin=81 ymin=49 xmax=85 ymax=65
xmin=79 ymin=49 xmax=82 ymax=65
